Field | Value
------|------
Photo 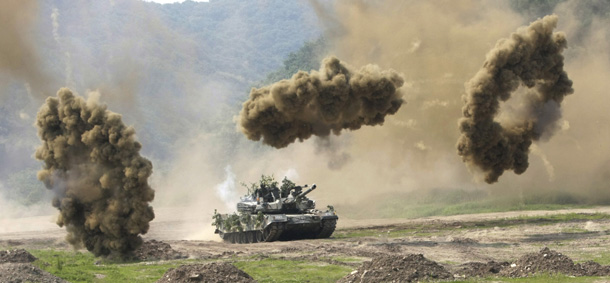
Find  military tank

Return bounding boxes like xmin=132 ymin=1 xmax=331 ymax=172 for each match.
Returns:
xmin=212 ymin=176 xmax=338 ymax=243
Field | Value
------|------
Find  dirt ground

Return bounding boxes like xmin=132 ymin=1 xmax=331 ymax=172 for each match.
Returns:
xmin=3 ymin=207 xmax=610 ymax=281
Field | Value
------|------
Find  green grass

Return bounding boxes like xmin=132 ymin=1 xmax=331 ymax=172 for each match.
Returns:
xmin=573 ymin=251 xmax=610 ymax=265
xmin=330 ymin=256 xmax=367 ymax=264
xmin=233 ymin=258 xmax=353 ymax=283
xmin=23 ymin=247 xmax=610 ymax=283
xmin=30 ymin=249 xmax=192 ymax=283
xmin=29 ymin=249 xmax=353 ymax=283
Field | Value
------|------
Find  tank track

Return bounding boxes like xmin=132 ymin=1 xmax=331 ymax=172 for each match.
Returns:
xmin=262 ymin=223 xmax=283 ymax=242
xmin=316 ymin=219 xmax=337 ymax=239
xmin=220 ymin=223 xmax=284 ymax=244
xmin=220 ymin=220 xmax=337 ymax=244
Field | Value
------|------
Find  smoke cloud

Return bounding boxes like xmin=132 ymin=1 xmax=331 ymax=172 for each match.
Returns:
xmin=34 ymin=88 xmax=155 ymax=258
xmin=215 ymin=165 xmax=239 ymax=212
xmin=238 ymin=56 xmax=405 ymax=148
xmin=457 ymin=15 xmax=573 ymax=184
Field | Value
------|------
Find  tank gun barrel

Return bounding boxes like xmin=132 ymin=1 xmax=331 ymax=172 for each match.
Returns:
xmin=297 ymin=184 xmax=317 ymax=198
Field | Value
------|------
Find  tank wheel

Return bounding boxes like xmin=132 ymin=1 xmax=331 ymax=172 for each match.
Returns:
xmin=255 ymin=231 xmax=264 ymax=243
xmin=263 ymin=223 xmax=283 ymax=242
xmin=239 ymin=232 xmax=247 ymax=244
xmin=246 ymin=231 xmax=255 ymax=243
xmin=317 ymin=219 xmax=337 ymax=239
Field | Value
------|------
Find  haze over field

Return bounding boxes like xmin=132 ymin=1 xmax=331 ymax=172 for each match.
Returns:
xmin=0 ymin=0 xmax=609 ymax=236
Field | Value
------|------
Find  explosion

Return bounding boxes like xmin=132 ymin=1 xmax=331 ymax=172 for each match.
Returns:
xmin=457 ymin=15 xmax=573 ymax=183
xmin=238 ymin=56 xmax=405 ymax=148
xmin=35 ymin=88 xmax=155 ymax=258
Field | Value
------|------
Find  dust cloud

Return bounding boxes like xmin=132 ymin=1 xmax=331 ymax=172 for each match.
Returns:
xmin=289 ymin=0 xmax=610 ymax=207
xmin=296 ymin=0 xmax=527 ymax=203
xmin=457 ymin=15 xmax=573 ymax=184
xmin=35 ymin=88 xmax=155 ymax=258
xmin=237 ymin=56 xmax=405 ymax=148
xmin=0 ymin=0 xmax=55 ymax=97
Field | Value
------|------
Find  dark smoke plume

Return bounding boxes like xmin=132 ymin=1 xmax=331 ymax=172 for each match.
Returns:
xmin=35 ymin=88 xmax=155 ymax=258
xmin=457 ymin=15 xmax=573 ymax=184
xmin=238 ymin=56 xmax=405 ymax=148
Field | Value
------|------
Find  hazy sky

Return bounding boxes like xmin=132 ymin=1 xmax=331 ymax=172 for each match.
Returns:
xmin=142 ymin=0 xmax=208 ymax=4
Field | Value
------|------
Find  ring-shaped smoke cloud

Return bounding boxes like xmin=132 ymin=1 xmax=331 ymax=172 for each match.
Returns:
xmin=457 ymin=15 xmax=574 ymax=184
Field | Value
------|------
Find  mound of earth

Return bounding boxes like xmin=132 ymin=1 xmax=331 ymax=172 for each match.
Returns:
xmin=156 ymin=262 xmax=256 ymax=283
xmin=134 ymin=240 xmax=187 ymax=261
xmin=338 ymin=254 xmax=452 ymax=283
xmin=0 ymin=249 xmax=37 ymax=263
xmin=454 ymin=261 xmax=509 ymax=278
xmin=0 ymin=263 xmax=68 ymax=283
xmin=501 ymin=247 xmax=610 ymax=277
xmin=579 ymin=260 xmax=610 ymax=276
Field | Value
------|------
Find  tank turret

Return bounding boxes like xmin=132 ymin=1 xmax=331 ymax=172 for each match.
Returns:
xmin=296 ymin=184 xmax=316 ymax=199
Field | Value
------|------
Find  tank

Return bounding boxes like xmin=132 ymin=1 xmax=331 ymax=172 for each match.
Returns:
xmin=212 ymin=176 xmax=338 ymax=243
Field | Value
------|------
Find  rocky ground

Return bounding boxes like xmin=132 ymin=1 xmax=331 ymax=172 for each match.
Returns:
xmin=2 ymin=207 xmax=610 ymax=282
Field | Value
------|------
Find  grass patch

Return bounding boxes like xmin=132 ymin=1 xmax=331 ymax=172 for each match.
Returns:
xmin=233 ymin=258 xmax=352 ymax=283
xmin=574 ymin=251 xmax=610 ymax=265
xmin=330 ymin=256 xmax=367 ymax=264
xmin=29 ymin=249 xmax=353 ymax=283
xmin=23 ymin=248 xmax=610 ymax=283
xmin=30 ymin=249 xmax=194 ymax=282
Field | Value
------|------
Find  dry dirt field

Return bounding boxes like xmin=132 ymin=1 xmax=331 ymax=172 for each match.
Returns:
xmin=3 ymin=207 xmax=610 ymax=282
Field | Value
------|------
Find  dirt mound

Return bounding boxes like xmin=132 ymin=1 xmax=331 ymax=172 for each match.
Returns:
xmin=338 ymin=254 xmax=453 ymax=283
xmin=501 ymin=247 xmax=610 ymax=277
xmin=579 ymin=260 xmax=610 ymax=276
xmin=454 ymin=261 xmax=509 ymax=278
xmin=133 ymin=240 xmax=187 ymax=261
xmin=0 ymin=263 xmax=68 ymax=283
xmin=0 ymin=249 xmax=37 ymax=263
xmin=156 ymin=262 xmax=256 ymax=283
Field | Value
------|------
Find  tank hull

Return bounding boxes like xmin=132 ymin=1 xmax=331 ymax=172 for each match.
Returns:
xmin=214 ymin=212 xmax=338 ymax=243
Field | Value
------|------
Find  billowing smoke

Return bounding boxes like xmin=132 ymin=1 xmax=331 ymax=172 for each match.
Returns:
xmin=457 ymin=15 xmax=573 ymax=184
xmin=238 ymin=56 xmax=405 ymax=148
xmin=34 ymin=88 xmax=155 ymax=258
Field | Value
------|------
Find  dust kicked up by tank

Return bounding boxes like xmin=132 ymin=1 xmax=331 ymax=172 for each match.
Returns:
xmin=34 ymin=88 xmax=155 ymax=258
xmin=457 ymin=15 xmax=574 ymax=184
xmin=237 ymin=56 xmax=405 ymax=148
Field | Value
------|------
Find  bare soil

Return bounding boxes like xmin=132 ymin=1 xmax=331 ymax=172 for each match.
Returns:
xmin=337 ymin=254 xmax=453 ymax=283
xmin=0 ymin=249 xmax=37 ymax=264
xmin=156 ymin=262 xmax=256 ymax=283
xmin=133 ymin=239 xmax=187 ymax=261
xmin=3 ymin=207 xmax=610 ymax=281
xmin=0 ymin=249 xmax=67 ymax=283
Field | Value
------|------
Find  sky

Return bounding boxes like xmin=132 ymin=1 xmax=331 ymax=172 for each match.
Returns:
xmin=142 ymin=0 xmax=208 ymax=4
